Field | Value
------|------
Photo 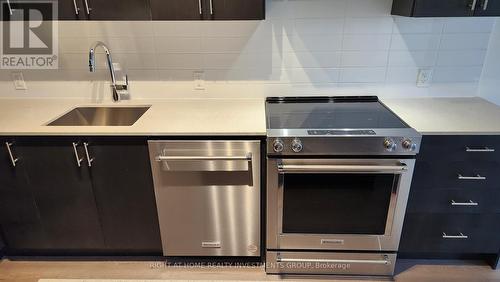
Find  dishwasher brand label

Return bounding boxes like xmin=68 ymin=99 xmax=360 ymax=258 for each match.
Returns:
xmin=0 ymin=0 xmax=58 ymax=69
xmin=201 ymin=241 xmax=221 ymax=248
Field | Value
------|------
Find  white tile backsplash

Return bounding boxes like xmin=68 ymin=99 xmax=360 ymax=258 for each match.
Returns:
xmin=0 ymin=0 xmax=496 ymax=99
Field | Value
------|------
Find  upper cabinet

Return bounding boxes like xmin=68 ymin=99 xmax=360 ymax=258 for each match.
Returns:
xmin=392 ymin=0 xmax=500 ymax=17
xmin=2 ymin=0 xmax=264 ymax=21
xmin=59 ymin=0 xmax=151 ymax=20
xmin=148 ymin=0 xmax=265 ymax=20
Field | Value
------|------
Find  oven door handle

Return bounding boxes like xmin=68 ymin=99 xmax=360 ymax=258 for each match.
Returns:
xmin=278 ymin=164 xmax=408 ymax=174
xmin=277 ymin=257 xmax=391 ymax=265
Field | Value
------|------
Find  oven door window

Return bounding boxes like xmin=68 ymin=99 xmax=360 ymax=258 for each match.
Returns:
xmin=282 ymin=173 xmax=397 ymax=235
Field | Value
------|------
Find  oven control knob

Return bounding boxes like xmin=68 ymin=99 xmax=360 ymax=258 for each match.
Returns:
xmin=383 ymin=138 xmax=397 ymax=151
xmin=291 ymin=139 xmax=303 ymax=153
xmin=402 ymin=139 xmax=417 ymax=151
xmin=273 ymin=139 xmax=284 ymax=153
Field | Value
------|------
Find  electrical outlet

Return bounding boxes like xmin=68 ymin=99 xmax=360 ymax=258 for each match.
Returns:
xmin=193 ymin=71 xmax=205 ymax=90
xmin=416 ymin=69 xmax=433 ymax=88
xmin=12 ymin=72 xmax=27 ymax=90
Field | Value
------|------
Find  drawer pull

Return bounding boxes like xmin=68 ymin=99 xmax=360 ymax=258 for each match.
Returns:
xmin=457 ymin=174 xmax=486 ymax=180
xmin=466 ymin=147 xmax=495 ymax=152
xmin=442 ymin=232 xmax=468 ymax=239
xmin=451 ymin=200 xmax=479 ymax=206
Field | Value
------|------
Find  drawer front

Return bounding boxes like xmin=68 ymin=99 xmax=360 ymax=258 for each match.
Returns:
xmin=418 ymin=136 xmax=500 ymax=163
xmin=400 ymin=214 xmax=500 ymax=254
xmin=407 ymin=188 xmax=500 ymax=214
xmin=412 ymin=159 xmax=500 ymax=190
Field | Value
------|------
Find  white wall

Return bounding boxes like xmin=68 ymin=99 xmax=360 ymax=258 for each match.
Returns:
xmin=479 ymin=20 xmax=500 ymax=105
xmin=0 ymin=0 xmax=496 ymax=100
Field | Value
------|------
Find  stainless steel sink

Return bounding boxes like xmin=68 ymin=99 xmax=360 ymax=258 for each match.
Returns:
xmin=47 ymin=106 xmax=150 ymax=126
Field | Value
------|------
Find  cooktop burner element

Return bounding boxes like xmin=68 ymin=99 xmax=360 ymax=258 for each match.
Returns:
xmin=265 ymin=96 xmax=421 ymax=156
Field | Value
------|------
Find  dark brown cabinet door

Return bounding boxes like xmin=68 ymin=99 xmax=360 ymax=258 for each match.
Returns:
xmin=0 ymin=139 xmax=48 ymax=252
xmin=392 ymin=0 xmax=476 ymax=17
xmin=205 ymin=0 xmax=264 ymax=20
xmin=474 ymin=0 xmax=500 ymax=16
xmin=19 ymin=138 xmax=105 ymax=253
xmin=85 ymin=138 xmax=162 ymax=254
xmin=58 ymin=0 xmax=87 ymax=20
xmin=150 ymin=0 xmax=203 ymax=20
xmin=413 ymin=0 xmax=474 ymax=16
xmin=83 ymin=0 xmax=151 ymax=20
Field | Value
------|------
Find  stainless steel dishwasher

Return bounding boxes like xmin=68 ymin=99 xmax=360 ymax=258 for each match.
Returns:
xmin=148 ymin=140 xmax=261 ymax=257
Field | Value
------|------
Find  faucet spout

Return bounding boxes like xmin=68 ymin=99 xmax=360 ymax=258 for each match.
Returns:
xmin=89 ymin=41 xmax=126 ymax=102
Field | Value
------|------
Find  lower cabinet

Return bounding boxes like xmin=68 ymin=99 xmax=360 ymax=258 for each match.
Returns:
xmin=0 ymin=137 xmax=162 ymax=255
xmin=399 ymin=135 xmax=500 ymax=268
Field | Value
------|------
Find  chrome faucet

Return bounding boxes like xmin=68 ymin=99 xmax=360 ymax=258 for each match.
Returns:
xmin=89 ymin=41 xmax=129 ymax=102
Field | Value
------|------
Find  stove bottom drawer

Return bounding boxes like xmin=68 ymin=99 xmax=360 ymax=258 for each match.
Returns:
xmin=266 ymin=251 xmax=396 ymax=276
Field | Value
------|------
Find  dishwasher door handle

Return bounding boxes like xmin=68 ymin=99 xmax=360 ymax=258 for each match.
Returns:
xmin=156 ymin=154 xmax=252 ymax=162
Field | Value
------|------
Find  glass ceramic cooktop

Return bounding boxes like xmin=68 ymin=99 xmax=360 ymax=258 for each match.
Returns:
xmin=266 ymin=96 xmax=408 ymax=130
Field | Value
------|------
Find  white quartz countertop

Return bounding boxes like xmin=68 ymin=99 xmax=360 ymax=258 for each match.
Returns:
xmin=1 ymin=96 xmax=500 ymax=136
xmin=381 ymin=97 xmax=500 ymax=135
xmin=0 ymin=98 xmax=267 ymax=136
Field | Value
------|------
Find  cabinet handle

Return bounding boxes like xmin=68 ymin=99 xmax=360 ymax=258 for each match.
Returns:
xmin=466 ymin=146 xmax=495 ymax=152
xmin=84 ymin=0 xmax=91 ymax=15
xmin=451 ymin=200 xmax=479 ymax=206
xmin=72 ymin=142 xmax=84 ymax=167
xmin=72 ymin=0 xmax=79 ymax=15
xmin=457 ymin=174 xmax=486 ymax=180
xmin=483 ymin=0 xmax=489 ymax=10
xmin=6 ymin=0 xmax=13 ymax=15
xmin=83 ymin=142 xmax=94 ymax=167
xmin=198 ymin=0 xmax=202 ymax=15
xmin=442 ymin=232 xmax=468 ymax=239
xmin=209 ymin=0 xmax=213 ymax=15
xmin=469 ymin=0 xmax=478 ymax=10
xmin=5 ymin=142 xmax=19 ymax=167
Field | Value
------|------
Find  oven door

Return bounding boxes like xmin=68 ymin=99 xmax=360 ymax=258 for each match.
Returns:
xmin=267 ymin=158 xmax=415 ymax=251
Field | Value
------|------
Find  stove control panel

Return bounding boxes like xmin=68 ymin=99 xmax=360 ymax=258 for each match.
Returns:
xmin=267 ymin=135 xmax=421 ymax=156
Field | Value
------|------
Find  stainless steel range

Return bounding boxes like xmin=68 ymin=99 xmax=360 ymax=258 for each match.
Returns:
xmin=265 ymin=96 xmax=421 ymax=276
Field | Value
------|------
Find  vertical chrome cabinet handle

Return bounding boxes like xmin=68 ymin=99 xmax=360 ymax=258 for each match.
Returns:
xmin=72 ymin=0 xmax=79 ymax=15
xmin=6 ymin=0 xmax=13 ymax=15
xmin=72 ymin=142 xmax=83 ymax=167
xmin=209 ymin=0 xmax=213 ymax=15
xmin=83 ymin=142 xmax=94 ymax=167
xmin=470 ymin=0 xmax=478 ymax=10
xmin=483 ymin=0 xmax=489 ymax=10
xmin=442 ymin=232 xmax=468 ymax=239
xmin=198 ymin=0 xmax=202 ymax=15
xmin=84 ymin=0 xmax=91 ymax=15
xmin=451 ymin=200 xmax=479 ymax=206
xmin=466 ymin=146 xmax=495 ymax=152
xmin=5 ymin=142 xmax=19 ymax=167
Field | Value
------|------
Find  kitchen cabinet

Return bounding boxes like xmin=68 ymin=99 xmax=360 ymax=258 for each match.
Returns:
xmin=207 ymin=0 xmax=265 ymax=20
xmin=150 ymin=0 xmax=265 ymax=20
xmin=19 ymin=138 xmax=105 ymax=252
xmin=81 ymin=0 xmax=151 ymax=20
xmin=85 ymin=138 xmax=161 ymax=254
xmin=150 ymin=0 xmax=204 ymax=20
xmin=392 ymin=0 xmax=500 ymax=17
xmin=399 ymin=135 xmax=500 ymax=269
xmin=0 ymin=139 xmax=48 ymax=252
xmin=0 ymin=137 xmax=162 ymax=255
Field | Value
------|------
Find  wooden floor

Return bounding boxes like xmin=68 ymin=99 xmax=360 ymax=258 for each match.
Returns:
xmin=0 ymin=259 xmax=498 ymax=282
